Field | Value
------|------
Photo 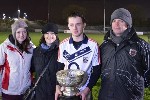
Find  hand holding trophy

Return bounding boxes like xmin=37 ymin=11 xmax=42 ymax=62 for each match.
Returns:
xmin=56 ymin=69 xmax=88 ymax=100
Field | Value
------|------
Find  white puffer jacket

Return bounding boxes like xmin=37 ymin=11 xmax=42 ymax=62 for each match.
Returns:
xmin=0 ymin=38 xmax=35 ymax=95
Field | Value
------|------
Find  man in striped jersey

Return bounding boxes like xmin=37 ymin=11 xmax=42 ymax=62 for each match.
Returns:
xmin=55 ymin=12 xmax=101 ymax=100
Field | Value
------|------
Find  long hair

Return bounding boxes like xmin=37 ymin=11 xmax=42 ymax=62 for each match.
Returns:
xmin=15 ymin=28 xmax=31 ymax=53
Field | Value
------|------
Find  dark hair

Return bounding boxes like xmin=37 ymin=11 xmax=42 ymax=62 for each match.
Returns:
xmin=39 ymin=35 xmax=46 ymax=45
xmin=67 ymin=12 xmax=87 ymax=23
xmin=39 ymin=34 xmax=60 ymax=46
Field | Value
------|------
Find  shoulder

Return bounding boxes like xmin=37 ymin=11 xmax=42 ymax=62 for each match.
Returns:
xmin=1 ymin=38 xmax=10 ymax=45
xmin=137 ymin=38 xmax=150 ymax=50
xmin=99 ymin=40 xmax=109 ymax=48
xmin=60 ymin=37 xmax=70 ymax=44
xmin=28 ymin=41 xmax=36 ymax=48
xmin=88 ymin=38 xmax=98 ymax=44
xmin=88 ymin=38 xmax=99 ymax=47
xmin=0 ymin=39 xmax=14 ymax=50
xmin=33 ymin=46 xmax=41 ymax=53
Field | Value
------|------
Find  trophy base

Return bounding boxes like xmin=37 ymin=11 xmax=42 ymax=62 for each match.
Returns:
xmin=58 ymin=95 xmax=81 ymax=100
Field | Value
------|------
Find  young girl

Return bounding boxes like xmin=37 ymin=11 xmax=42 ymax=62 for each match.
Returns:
xmin=0 ymin=19 xmax=35 ymax=100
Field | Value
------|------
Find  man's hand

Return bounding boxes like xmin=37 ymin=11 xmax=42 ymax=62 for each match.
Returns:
xmin=55 ymin=85 xmax=62 ymax=100
xmin=76 ymin=87 xmax=90 ymax=100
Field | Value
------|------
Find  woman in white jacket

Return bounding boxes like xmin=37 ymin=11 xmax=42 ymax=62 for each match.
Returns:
xmin=0 ymin=19 xmax=35 ymax=100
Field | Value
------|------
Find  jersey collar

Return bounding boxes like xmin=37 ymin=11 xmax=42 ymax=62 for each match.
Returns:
xmin=69 ymin=34 xmax=88 ymax=44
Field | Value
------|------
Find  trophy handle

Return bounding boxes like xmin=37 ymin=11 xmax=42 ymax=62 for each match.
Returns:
xmin=78 ymin=72 xmax=88 ymax=88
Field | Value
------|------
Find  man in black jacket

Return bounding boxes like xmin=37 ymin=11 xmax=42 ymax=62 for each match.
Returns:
xmin=99 ymin=8 xmax=150 ymax=100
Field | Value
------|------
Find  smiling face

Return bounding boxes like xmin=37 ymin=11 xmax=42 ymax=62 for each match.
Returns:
xmin=15 ymin=28 xmax=27 ymax=44
xmin=111 ymin=19 xmax=128 ymax=36
xmin=44 ymin=32 xmax=56 ymax=46
xmin=68 ymin=16 xmax=86 ymax=39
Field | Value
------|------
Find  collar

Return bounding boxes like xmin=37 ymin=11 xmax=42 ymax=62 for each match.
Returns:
xmin=69 ymin=34 xmax=88 ymax=44
xmin=104 ymin=27 xmax=137 ymax=41
xmin=41 ymin=43 xmax=51 ymax=50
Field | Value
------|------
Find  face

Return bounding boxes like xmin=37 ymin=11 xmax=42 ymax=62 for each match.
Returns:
xmin=112 ymin=19 xmax=128 ymax=36
xmin=44 ymin=32 xmax=56 ymax=46
xmin=15 ymin=28 xmax=27 ymax=44
xmin=68 ymin=16 xmax=86 ymax=38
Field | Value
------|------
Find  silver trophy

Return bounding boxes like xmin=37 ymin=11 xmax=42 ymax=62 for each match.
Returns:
xmin=56 ymin=69 xmax=87 ymax=97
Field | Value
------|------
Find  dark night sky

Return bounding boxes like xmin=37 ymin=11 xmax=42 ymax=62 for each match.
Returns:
xmin=0 ymin=0 xmax=150 ymax=24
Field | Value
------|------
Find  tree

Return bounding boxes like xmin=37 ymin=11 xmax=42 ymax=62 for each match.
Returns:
xmin=62 ymin=5 xmax=87 ymax=22
xmin=127 ymin=4 xmax=146 ymax=26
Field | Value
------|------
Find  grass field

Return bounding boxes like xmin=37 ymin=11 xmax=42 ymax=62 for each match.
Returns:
xmin=0 ymin=32 xmax=149 ymax=45
xmin=0 ymin=32 xmax=150 ymax=100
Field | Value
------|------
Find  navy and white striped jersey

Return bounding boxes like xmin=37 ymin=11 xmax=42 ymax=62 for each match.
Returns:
xmin=58 ymin=35 xmax=100 ymax=91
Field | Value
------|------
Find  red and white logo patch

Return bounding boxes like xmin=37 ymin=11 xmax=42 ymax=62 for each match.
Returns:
xmin=129 ymin=49 xmax=137 ymax=57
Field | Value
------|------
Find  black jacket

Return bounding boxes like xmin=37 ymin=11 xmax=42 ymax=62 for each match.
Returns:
xmin=31 ymin=44 xmax=58 ymax=100
xmin=99 ymin=27 xmax=150 ymax=100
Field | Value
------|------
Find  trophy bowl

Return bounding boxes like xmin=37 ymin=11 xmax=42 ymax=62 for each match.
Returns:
xmin=56 ymin=69 xmax=85 ymax=97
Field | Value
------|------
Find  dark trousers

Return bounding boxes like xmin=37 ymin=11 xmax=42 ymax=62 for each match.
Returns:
xmin=2 ymin=93 xmax=23 ymax=100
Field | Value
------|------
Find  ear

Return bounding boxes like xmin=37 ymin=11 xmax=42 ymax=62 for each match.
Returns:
xmin=68 ymin=24 xmax=70 ymax=30
xmin=83 ymin=23 xmax=86 ymax=28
